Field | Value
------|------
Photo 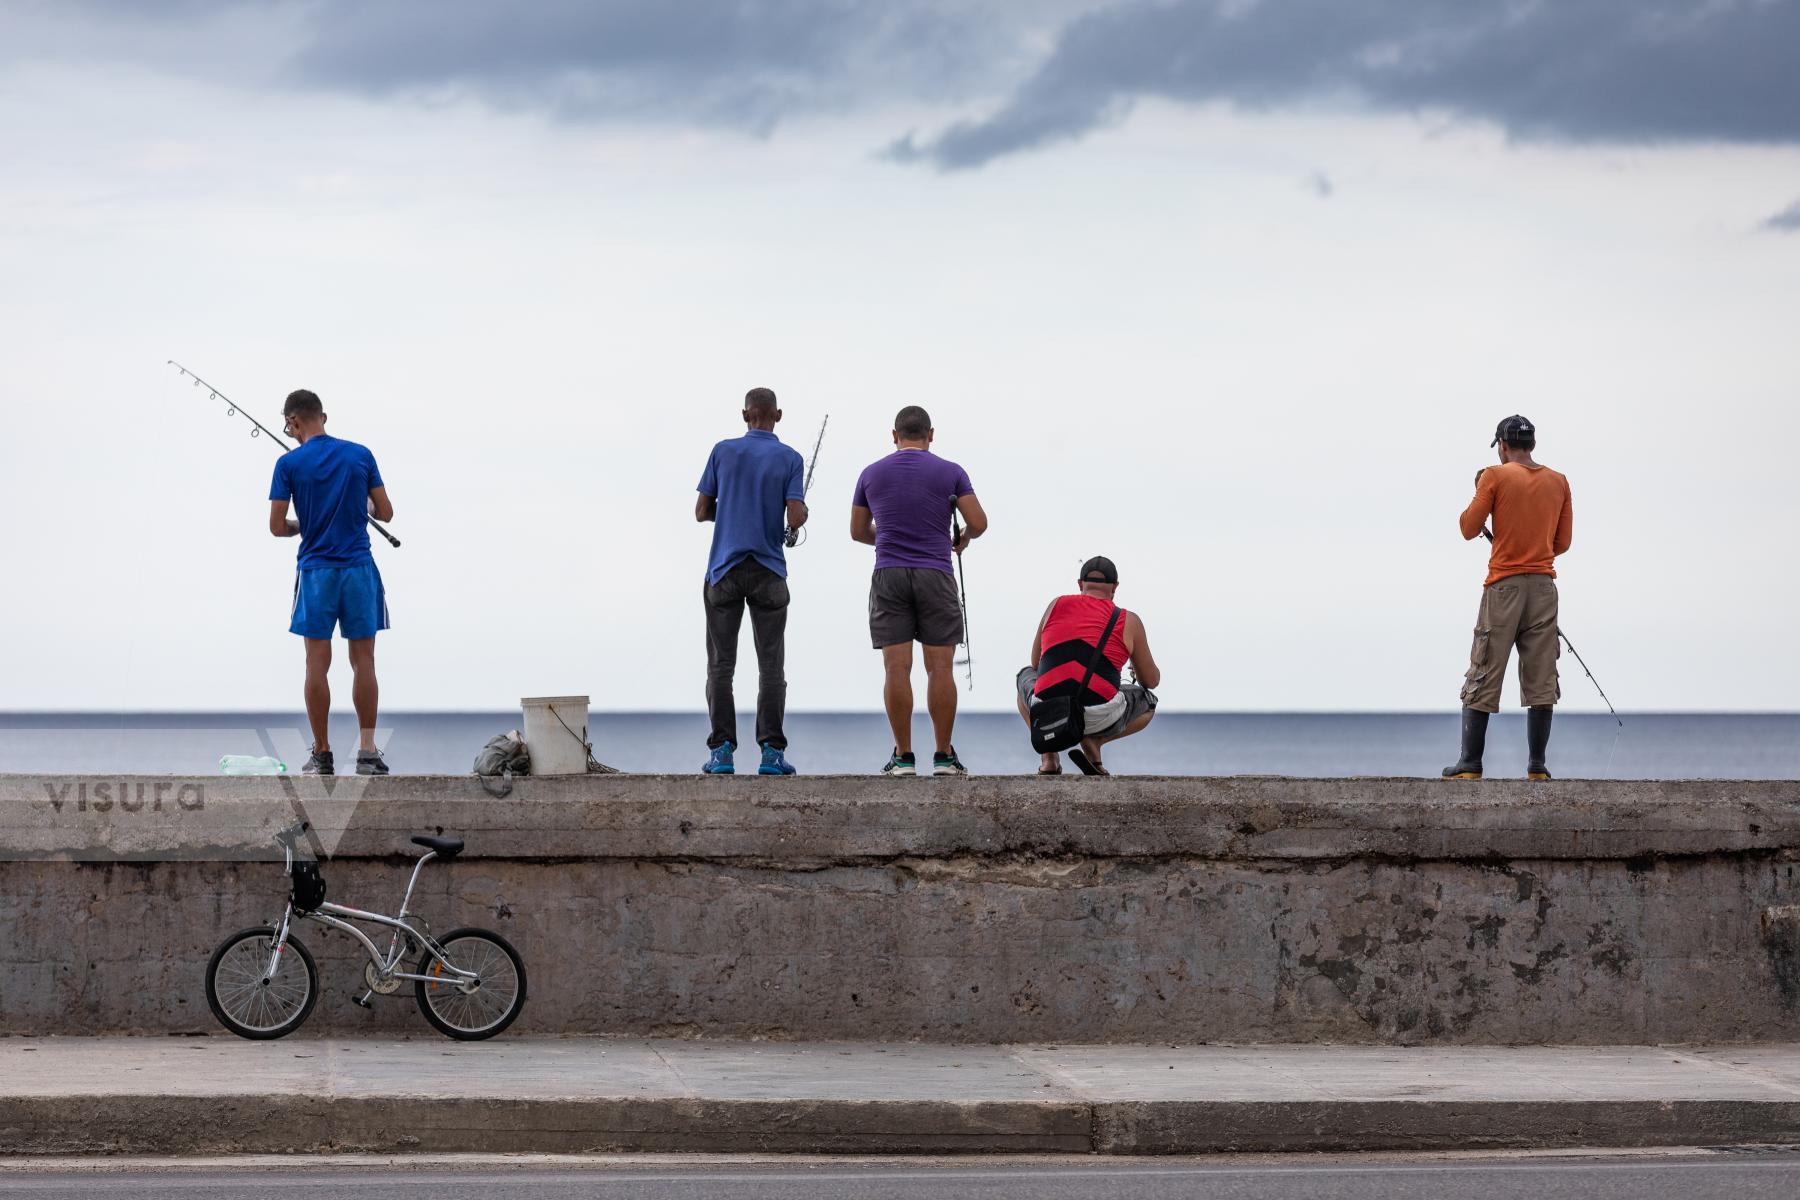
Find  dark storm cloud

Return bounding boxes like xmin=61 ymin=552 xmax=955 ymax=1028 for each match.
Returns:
xmin=1765 ymin=199 xmax=1800 ymax=231
xmin=900 ymin=0 xmax=1800 ymax=169
xmin=22 ymin=0 xmax=1031 ymax=132
xmin=283 ymin=0 xmax=1008 ymax=134
xmin=26 ymin=0 xmax=1800 ymax=170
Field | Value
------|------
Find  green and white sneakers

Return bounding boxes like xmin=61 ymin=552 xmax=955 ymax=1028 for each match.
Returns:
xmin=931 ymin=748 xmax=969 ymax=776
xmin=881 ymin=748 xmax=969 ymax=776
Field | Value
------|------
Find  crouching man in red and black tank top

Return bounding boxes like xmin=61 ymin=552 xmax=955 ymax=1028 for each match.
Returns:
xmin=1016 ymin=556 xmax=1161 ymax=776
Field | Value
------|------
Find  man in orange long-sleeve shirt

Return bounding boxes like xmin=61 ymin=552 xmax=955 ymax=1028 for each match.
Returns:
xmin=1443 ymin=415 xmax=1573 ymax=781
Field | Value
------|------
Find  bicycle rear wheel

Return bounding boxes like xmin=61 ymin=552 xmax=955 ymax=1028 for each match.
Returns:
xmin=414 ymin=928 xmax=527 ymax=1040
xmin=205 ymin=926 xmax=318 ymax=1039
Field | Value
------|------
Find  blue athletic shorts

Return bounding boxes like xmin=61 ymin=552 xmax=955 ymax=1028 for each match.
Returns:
xmin=290 ymin=561 xmax=390 ymax=641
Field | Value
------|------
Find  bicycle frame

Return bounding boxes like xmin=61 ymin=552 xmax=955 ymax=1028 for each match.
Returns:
xmin=264 ymin=837 xmax=478 ymax=989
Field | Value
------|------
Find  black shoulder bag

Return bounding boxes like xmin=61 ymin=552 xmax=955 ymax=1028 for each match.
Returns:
xmin=1029 ymin=603 xmax=1122 ymax=755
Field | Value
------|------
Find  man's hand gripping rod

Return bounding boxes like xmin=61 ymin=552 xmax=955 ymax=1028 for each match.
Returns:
xmin=168 ymin=360 xmax=401 ymax=548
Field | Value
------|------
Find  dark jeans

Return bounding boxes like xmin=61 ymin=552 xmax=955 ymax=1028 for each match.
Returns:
xmin=704 ymin=559 xmax=790 ymax=751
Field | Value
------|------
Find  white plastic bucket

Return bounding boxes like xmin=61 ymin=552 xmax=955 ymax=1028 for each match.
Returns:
xmin=521 ymin=695 xmax=591 ymax=776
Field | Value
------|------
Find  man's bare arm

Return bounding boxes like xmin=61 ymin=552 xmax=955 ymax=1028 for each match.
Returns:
xmin=269 ymin=499 xmax=298 ymax=538
xmin=696 ymin=493 xmax=717 ymax=523
xmin=786 ymin=499 xmax=808 ymax=530
xmin=367 ymin=485 xmax=394 ymax=523
xmin=953 ymin=494 xmax=988 ymax=553
xmin=1028 ymin=601 xmax=1054 ymax=669
xmin=1126 ymin=613 xmax=1161 ymax=689
xmin=850 ymin=505 xmax=876 ymax=546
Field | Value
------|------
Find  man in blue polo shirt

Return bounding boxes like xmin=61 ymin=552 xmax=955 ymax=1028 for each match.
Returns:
xmin=695 ymin=387 xmax=808 ymax=775
xmin=269 ymin=388 xmax=394 ymax=776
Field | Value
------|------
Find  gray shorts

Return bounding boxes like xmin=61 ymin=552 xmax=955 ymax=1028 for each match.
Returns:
xmin=869 ymin=567 xmax=964 ymax=648
xmin=1016 ymin=665 xmax=1158 ymax=741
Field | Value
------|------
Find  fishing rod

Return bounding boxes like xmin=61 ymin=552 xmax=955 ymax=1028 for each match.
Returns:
xmin=168 ymin=360 xmax=401 ymax=548
xmin=1479 ymin=525 xmax=1619 ymax=726
xmin=784 ymin=413 xmax=829 ymax=548
xmin=1557 ymin=628 xmax=1622 ymax=729
xmin=951 ymin=508 xmax=973 ymax=691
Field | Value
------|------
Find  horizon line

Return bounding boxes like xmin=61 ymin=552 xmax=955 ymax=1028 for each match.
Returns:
xmin=1 ymin=709 xmax=1794 ymax=719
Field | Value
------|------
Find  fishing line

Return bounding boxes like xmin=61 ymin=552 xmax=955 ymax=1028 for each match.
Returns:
xmin=1601 ymin=721 xmax=1624 ymax=780
xmin=1559 ymin=624 xmax=1626 ymax=777
xmin=952 ymin=509 xmax=973 ymax=691
xmin=167 ymin=360 xmax=401 ymax=548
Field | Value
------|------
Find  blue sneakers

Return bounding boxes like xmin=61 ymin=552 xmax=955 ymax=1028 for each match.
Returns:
xmin=705 ymin=741 xmax=796 ymax=776
xmin=758 ymin=743 xmax=797 ymax=776
xmin=703 ymin=742 xmax=735 ymax=775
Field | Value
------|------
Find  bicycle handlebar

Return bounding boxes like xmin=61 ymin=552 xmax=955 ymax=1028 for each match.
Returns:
xmin=273 ymin=820 xmax=311 ymax=845
xmin=274 ymin=821 xmax=311 ymax=875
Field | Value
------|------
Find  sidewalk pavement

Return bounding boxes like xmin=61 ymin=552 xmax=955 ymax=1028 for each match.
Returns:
xmin=5 ymin=1039 xmax=1800 ymax=1156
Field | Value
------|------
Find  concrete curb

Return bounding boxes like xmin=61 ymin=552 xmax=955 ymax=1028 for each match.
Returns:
xmin=0 ymin=1096 xmax=1090 ymax=1156
xmin=1091 ymin=1099 xmax=1800 ymax=1154
xmin=7 ymin=1095 xmax=1800 ymax=1156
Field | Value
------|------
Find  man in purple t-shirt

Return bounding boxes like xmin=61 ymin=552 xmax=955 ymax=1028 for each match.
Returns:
xmin=851 ymin=406 xmax=989 ymax=776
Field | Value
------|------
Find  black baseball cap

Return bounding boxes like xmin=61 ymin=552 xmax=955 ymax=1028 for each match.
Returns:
xmin=1079 ymin=556 xmax=1118 ymax=584
xmin=1492 ymin=415 xmax=1535 ymax=447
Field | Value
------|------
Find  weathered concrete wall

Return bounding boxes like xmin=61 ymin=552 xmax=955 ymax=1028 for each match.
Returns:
xmin=3 ymin=774 xmax=1799 ymax=1043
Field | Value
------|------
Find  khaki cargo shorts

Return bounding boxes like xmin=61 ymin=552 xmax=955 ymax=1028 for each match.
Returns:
xmin=1460 ymin=573 xmax=1560 ymax=713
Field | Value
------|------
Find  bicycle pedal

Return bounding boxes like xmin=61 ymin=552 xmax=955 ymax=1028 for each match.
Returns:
xmin=351 ymin=990 xmax=374 ymax=1009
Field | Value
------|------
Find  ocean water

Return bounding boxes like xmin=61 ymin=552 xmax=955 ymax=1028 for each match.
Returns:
xmin=0 ymin=711 xmax=1796 ymax=779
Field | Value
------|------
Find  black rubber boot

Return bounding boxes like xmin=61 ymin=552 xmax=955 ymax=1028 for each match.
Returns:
xmin=1441 ymin=708 xmax=1489 ymax=779
xmin=1527 ymin=706 xmax=1553 ymax=780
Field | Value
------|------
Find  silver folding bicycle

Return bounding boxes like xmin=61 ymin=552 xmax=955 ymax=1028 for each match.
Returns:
xmin=205 ymin=820 xmax=527 ymax=1040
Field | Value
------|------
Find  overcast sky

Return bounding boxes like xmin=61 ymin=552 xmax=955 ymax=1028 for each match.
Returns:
xmin=1 ymin=0 xmax=1797 ymax=715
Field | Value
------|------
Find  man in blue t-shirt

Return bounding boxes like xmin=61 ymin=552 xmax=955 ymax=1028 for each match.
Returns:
xmin=695 ymin=387 xmax=808 ymax=776
xmin=268 ymin=389 xmax=394 ymax=776
xmin=851 ymin=405 xmax=988 ymax=777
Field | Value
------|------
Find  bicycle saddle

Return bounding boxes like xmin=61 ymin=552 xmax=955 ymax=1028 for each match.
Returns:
xmin=411 ymin=834 xmax=465 ymax=860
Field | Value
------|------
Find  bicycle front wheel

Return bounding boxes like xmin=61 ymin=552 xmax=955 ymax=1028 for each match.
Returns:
xmin=414 ymin=928 xmax=527 ymax=1040
xmin=205 ymin=926 xmax=318 ymax=1039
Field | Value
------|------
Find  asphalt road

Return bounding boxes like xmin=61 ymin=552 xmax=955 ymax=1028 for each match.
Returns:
xmin=7 ymin=1153 xmax=1800 ymax=1199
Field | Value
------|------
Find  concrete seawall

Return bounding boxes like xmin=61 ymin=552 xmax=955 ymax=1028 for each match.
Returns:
xmin=3 ymin=774 xmax=1799 ymax=1043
